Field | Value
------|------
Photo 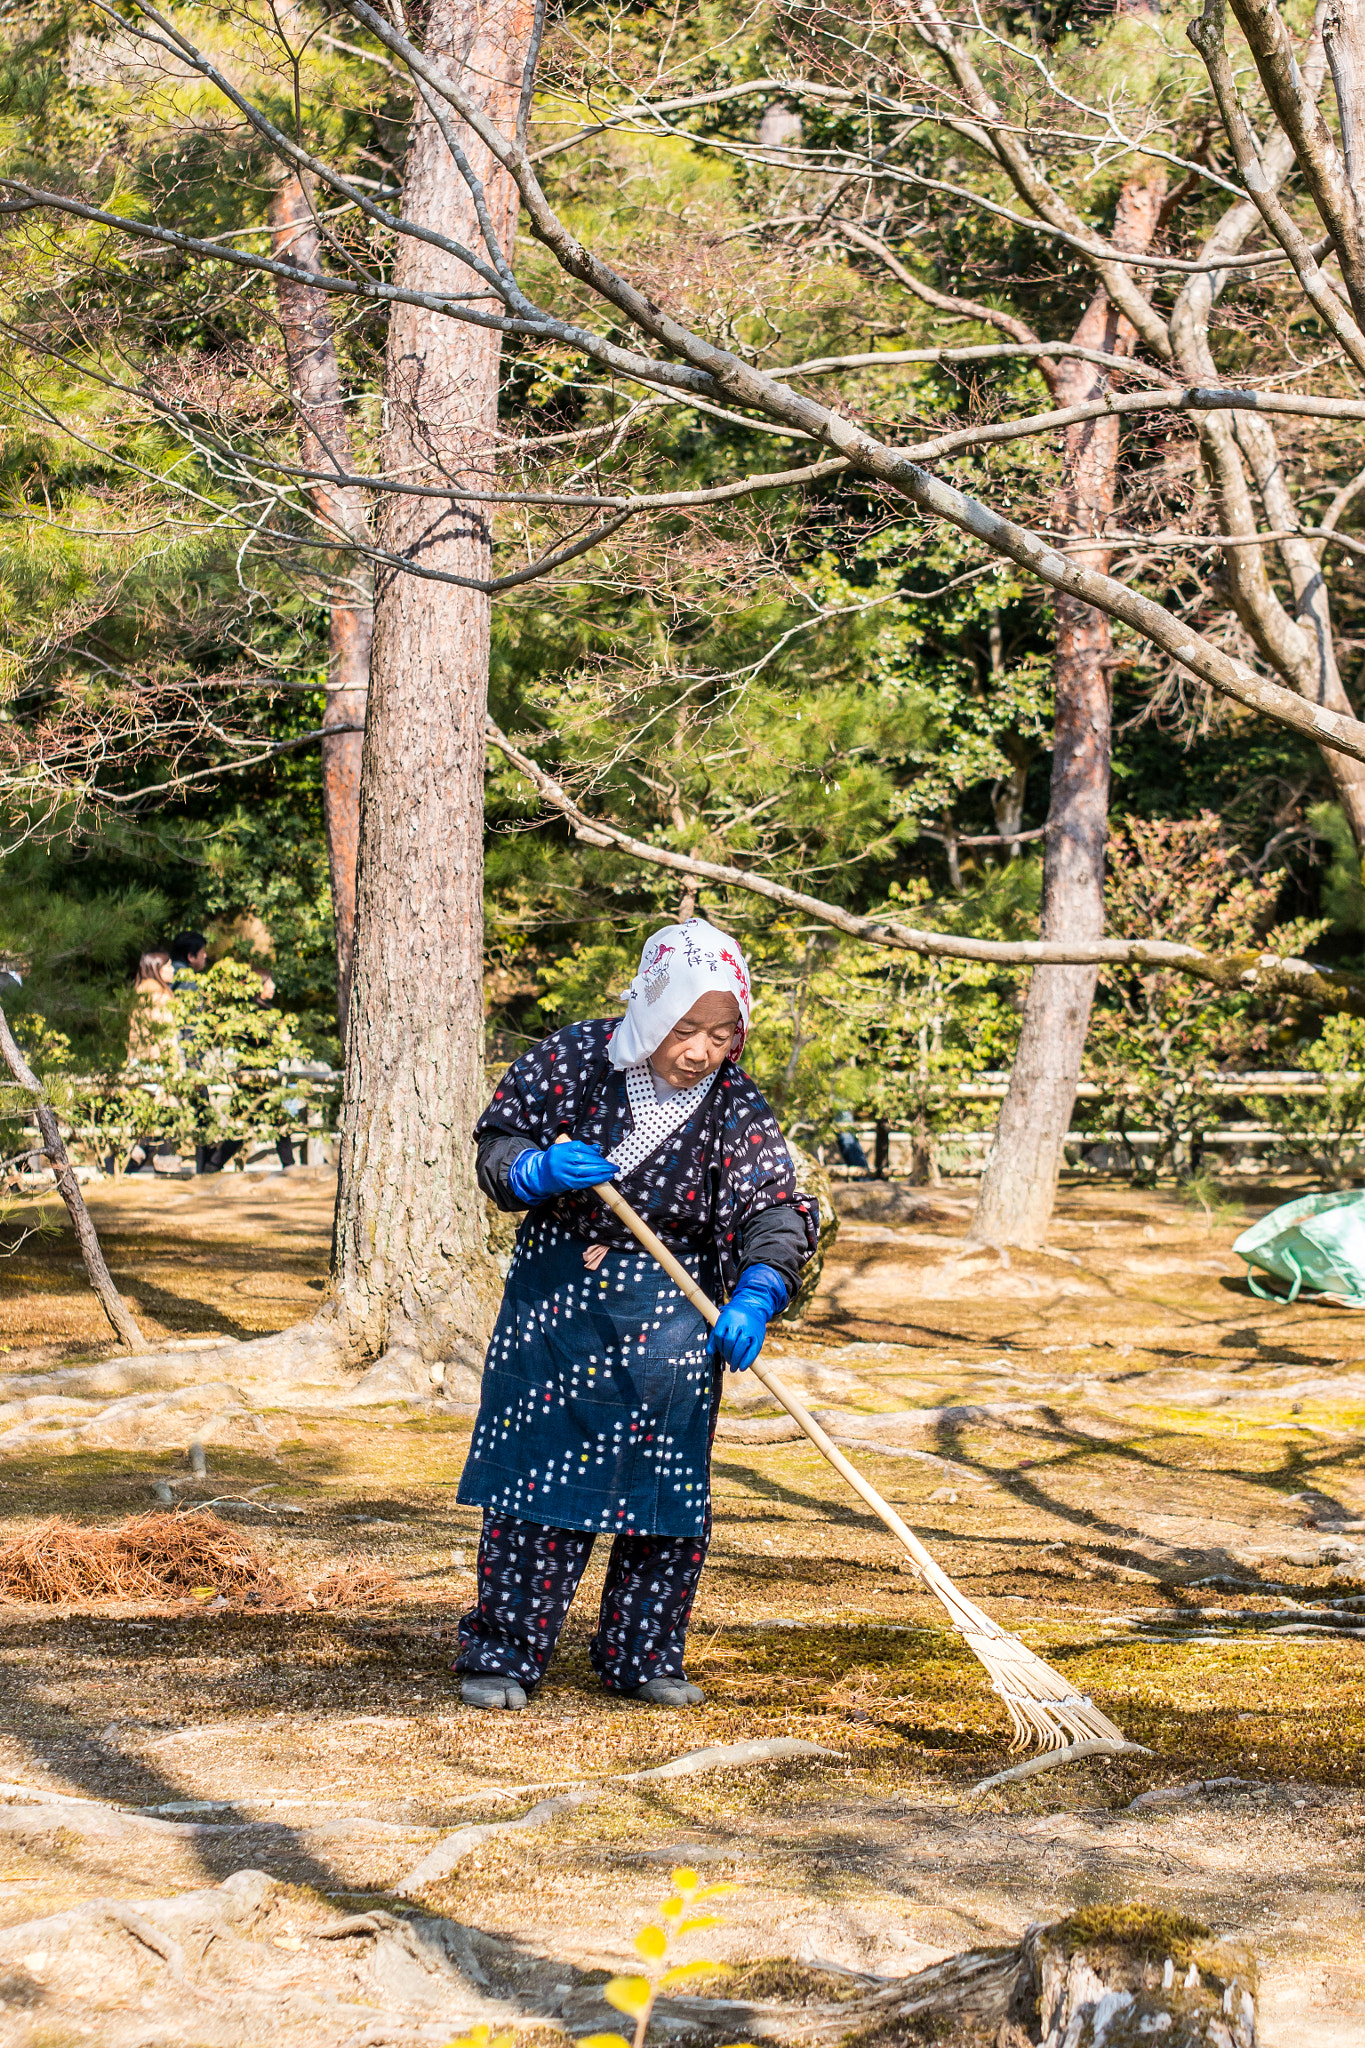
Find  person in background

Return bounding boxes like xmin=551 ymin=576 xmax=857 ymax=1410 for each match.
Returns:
xmin=170 ymin=931 xmax=209 ymax=977
xmin=128 ymin=951 xmax=175 ymax=1061
xmin=165 ymin=930 xmax=219 ymax=1171
xmin=834 ymin=1111 xmax=871 ymax=1174
xmin=125 ymin=951 xmax=181 ymax=1174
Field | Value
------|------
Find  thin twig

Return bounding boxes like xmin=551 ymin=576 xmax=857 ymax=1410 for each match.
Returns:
xmin=0 ymin=1003 xmax=144 ymax=1348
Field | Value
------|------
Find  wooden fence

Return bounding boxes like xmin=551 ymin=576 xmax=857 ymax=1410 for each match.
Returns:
xmin=834 ymin=1072 xmax=1361 ymax=1178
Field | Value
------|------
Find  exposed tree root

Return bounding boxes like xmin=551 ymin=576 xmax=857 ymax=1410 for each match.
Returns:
xmin=967 ymin=1738 xmax=1153 ymax=1800
xmin=392 ymin=1737 xmax=844 ymax=1895
xmin=394 ymin=1790 xmax=600 ymax=1896
xmin=623 ymin=1736 xmax=841 ymax=1783
xmin=0 ymin=1873 xmax=1259 ymax=2047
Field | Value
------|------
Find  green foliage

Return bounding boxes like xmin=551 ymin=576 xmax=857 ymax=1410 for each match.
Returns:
xmin=0 ymin=1012 xmax=76 ymax=1169
xmin=0 ymin=844 xmax=165 ymax=1068
xmin=41 ymin=958 xmax=336 ymax=1167
xmin=195 ymin=802 xmax=340 ymax=1061
xmin=1308 ymin=802 xmax=1365 ymax=937
xmin=1083 ymin=815 xmax=1326 ymax=1177
xmin=174 ymin=958 xmax=304 ymax=1075
xmin=1250 ymin=1014 xmax=1365 ymax=1184
xmin=747 ymin=870 xmax=1035 ymax=1163
xmin=1175 ymin=1169 xmax=1246 ymax=1232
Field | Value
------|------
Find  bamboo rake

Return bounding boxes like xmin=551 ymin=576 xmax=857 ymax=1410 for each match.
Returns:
xmin=581 ymin=1162 xmax=1136 ymax=1760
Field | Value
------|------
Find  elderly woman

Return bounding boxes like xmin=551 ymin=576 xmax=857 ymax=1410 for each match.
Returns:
xmin=456 ymin=920 xmax=817 ymax=1712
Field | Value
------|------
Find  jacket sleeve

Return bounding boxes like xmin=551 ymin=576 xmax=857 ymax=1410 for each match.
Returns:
xmin=474 ymin=1019 xmax=620 ymax=1150
xmin=477 ymin=1129 xmax=538 ymax=1212
xmin=736 ymin=1202 xmax=813 ymax=1296
xmin=474 ymin=1047 xmax=556 ymax=1148
xmin=473 ymin=1020 xmax=624 ymax=1212
xmin=715 ymin=1072 xmax=819 ymax=1295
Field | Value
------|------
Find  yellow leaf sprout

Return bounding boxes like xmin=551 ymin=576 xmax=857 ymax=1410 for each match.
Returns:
xmin=675 ymin=1914 xmax=722 ymax=1936
xmin=670 ymin=1866 xmax=699 ymax=1893
xmin=603 ymin=1975 xmax=653 ymax=2021
xmin=635 ymin=1925 xmax=668 ymax=1963
xmin=658 ymin=1960 xmax=721 ymax=1991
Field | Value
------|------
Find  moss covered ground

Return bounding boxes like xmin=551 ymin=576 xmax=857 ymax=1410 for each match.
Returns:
xmin=0 ymin=1168 xmax=1362 ymax=2041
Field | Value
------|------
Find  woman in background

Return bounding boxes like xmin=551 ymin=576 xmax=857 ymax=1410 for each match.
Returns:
xmin=124 ymin=950 xmax=178 ymax=1173
xmin=127 ymin=951 xmax=176 ymax=1066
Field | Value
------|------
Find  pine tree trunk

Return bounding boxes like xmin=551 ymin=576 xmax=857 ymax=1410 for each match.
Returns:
xmin=268 ymin=175 xmax=373 ymax=1043
xmin=324 ymin=0 xmax=531 ymax=1377
xmin=970 ymin=174 xmax=1164 ymax=1248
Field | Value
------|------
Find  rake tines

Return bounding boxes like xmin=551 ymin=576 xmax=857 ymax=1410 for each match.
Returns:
xmin=905 ymin=1545 xmax=1131 ymax=1753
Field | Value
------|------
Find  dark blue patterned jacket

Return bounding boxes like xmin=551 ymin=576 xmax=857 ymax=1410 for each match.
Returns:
xmin=474 ymin=1018 xmax=817 ymax=1296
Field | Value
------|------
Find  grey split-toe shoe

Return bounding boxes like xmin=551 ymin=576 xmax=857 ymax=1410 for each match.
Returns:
xmin=623 ymin=1677 xmax=706 ymax=1707
xmin=460 ymin=1674 xmax=529 ymax=1711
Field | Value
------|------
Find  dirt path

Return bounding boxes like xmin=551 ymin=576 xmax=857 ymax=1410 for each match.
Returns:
xmin=1 ymin=1171 xmax=1362 ymax=2042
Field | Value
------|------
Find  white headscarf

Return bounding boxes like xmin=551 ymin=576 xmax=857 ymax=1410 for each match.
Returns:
xmin=608 ymin=919 xmax=752 ymax=1071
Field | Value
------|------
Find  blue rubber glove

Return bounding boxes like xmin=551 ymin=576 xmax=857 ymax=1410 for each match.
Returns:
xmin=507 ymin=1140 xmax=617 ymax=1205
xmin=710 ymin=1264 xmax=789 ymax=1371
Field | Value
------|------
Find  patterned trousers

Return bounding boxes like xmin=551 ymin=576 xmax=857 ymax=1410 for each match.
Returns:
xmin=455 ymin=1510 xmax=710 ymax=1692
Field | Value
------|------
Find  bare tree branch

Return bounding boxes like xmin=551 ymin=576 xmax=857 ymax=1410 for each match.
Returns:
xmin=1228 ymin=0 xmax=1365 ymax=323
xmin=484 ymin=718 xmax=1365 ymax=1013
xmin=96 ymin=724 xmax=364 ymax=806
xmin=1187 ymin=2 xmax=1365 ymax=378
xmin=0 ymin=1004 xmax=144 ymax=1347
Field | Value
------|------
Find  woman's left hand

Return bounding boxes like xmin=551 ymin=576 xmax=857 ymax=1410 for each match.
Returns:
xmin=708 ymin=1264 xmax=789 ymax=1372
xmin=711 ymin=1296 xmax=768 ymax=1371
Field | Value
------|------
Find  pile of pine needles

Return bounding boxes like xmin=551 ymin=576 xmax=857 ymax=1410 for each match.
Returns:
xmin=0 ymin=1512 xmax=290 ymax=1605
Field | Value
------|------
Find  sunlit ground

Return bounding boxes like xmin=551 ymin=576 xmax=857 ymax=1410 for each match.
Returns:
xmin=0 ymin=1168 xmax=1362 ymax=2042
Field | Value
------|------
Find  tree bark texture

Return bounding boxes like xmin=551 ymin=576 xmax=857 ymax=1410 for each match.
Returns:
xmin=327 ymin=0 xmax=531 ymax=1373
xmin=0 ymin=1004 xmax=144 ymax=1349
xmin=970 ymin=173 xmax=1165 ymax=1248
xmin=1324 ymin=0 xmax=1365 ymax=197
xmin=267 ymin=175 xmax=373 ymax=1042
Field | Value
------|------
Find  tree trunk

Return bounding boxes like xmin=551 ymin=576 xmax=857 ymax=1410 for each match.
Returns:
xmin=324 ymin=0 xmax=531 ymax=1380
xmin=267 ymin=175 xmax=373 ymax=1044
xmin=970 ymin=174 xmax=1165 ymax=1248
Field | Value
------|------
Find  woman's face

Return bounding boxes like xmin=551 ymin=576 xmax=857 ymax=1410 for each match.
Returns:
xmin=649 ymin=991 xmax=741 ymax=1090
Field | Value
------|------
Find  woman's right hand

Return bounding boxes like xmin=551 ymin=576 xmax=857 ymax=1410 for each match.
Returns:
xmin=508 ymin=1141 xmax=617 ymax=1204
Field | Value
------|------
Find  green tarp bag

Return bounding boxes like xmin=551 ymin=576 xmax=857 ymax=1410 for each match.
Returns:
xmin=1233 ymin=1189 xmax=1365 ymax=1305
